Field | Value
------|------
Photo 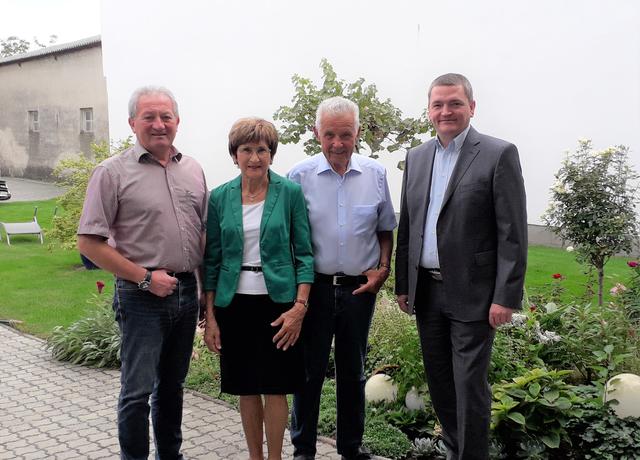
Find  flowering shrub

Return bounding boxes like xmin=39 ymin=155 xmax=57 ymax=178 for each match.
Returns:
xmin=543 ymin=140 xmax=639 ymax=306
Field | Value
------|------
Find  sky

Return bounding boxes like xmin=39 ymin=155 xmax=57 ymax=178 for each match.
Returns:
xmin=3 ymin=0 xmax=639 ymax=224
xmin=0 ymin=0 xmax=101 ymax=46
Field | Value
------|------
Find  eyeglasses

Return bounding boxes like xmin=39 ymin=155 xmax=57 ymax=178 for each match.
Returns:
xmin=237 ymin=146 xmax=271 ymax=158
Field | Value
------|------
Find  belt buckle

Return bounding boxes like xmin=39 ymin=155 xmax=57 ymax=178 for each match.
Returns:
xmin=427 ymin=269 xmax=442 ymax=281
xmin=332 ymin=275 xmax=341 ymax=286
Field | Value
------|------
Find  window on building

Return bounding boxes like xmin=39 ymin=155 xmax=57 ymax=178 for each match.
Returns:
xmin=80 ymin=108 xmax=94 ymax=133
xmin=28 ymin=110 xmax=39 ymax=132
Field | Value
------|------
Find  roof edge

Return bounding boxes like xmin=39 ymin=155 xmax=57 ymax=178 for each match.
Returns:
xmin=0 ymin=35 xmax=101 ymax=66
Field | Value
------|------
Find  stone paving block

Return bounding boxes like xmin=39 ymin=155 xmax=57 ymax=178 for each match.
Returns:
xmin=55 ymin=449 xmax=83 ymax=459
xmin=22 ymin=450 xmax=49 ymax=459
xmin=4 ymin=438 xmax=29 ymax=450
xmin=14 ymin=444 xmax=39 ymax=456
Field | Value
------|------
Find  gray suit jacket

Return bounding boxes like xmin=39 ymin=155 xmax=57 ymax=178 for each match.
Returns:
xmin=395 ymin=126 xmax=527 ymax=321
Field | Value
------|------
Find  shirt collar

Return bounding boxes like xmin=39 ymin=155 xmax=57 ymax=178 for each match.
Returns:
xmin=315 ymin=152 xmax=363 ymax=175
xmin=436 ymin=125 xmax=471 ymax=153
xmin=134 ymin=141 xmax=182 ymax=163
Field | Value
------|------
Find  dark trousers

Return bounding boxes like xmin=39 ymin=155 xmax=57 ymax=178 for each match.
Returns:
xmin=415 ymin=271 xmax=495 ymax=460
xmin=113 ymin=275 xmax=198 ymax=460
xmin=291 ymin=283 xmax=376 ymax=457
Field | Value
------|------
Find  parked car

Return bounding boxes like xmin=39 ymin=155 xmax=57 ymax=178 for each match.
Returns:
xmin=0 ymin=180 xmax=11 ymax=201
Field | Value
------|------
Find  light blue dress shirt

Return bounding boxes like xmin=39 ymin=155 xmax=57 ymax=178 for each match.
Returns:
xmin=288 ymin=153 xmax=397 ymax=276
xmin=420 ymin=126 xmax=471 ymax=269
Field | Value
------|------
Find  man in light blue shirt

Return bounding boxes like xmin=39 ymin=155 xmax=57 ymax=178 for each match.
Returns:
xmin=288 ymin=96 xmax=396 ymax=460
xmin=421 ymin=125 xmax=470 ymax=269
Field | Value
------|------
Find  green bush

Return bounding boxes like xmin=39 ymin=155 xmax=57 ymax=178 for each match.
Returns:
xmin=46 ymin=293 xmax=120 ymax=368
xmin=363 ymin=416 xmax=412 ymax=459
xmin=543 ymin=302 xmax=639 ymax=382
xmin=49 ymin=138 xmax=131 ymax=249
xmin=491 ymin=368 xmax=584 ymax=458
xmin=367 ymin=292 xmax=424 ymax=398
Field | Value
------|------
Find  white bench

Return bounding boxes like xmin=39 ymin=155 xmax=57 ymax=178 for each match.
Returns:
xmin=0 ymin=207 xmax=44 ymax=245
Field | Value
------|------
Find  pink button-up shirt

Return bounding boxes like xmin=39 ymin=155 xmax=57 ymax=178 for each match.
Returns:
xmin=78 ymin=143 xmax=208 ymax=272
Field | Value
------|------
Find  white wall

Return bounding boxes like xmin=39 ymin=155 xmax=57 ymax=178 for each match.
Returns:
xmin=102 ymin=0 xmax=640 ymax=224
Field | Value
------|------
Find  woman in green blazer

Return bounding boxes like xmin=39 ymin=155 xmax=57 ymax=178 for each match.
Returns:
xmin=202 ymin=118 xmax=313 ymax=460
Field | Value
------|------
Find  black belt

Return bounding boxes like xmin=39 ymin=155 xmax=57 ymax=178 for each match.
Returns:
xmin=314 ymin=272 xmax=368 ymax=286
xmin=166 ymin=271 xmax=195 ymax=280
xmin=241 ymin=266 xmax=262 ymax=272
xmin=420 ymin=267 xmax=442 ymax=281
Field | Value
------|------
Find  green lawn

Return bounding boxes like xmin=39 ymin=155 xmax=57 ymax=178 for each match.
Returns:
xmin=0 ymin=199 xmax=112 ymax=336
xmin=0 ymin=199 xmax=636 ymax=337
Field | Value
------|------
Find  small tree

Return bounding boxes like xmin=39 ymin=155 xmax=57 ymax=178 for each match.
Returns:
xmin=543 ymin=140 xmax=639 ymax=306
xmin=274 ymin=59 xmax=432 ymax=164
xmin=49 ymin=138 xmax=132 ymax=250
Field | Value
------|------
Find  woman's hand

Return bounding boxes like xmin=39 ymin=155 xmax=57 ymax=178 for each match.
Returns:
xmin=271 ymin=303 xmax=306 ymax=351
xmin=203 ymin=317 xmax=222 ymax=354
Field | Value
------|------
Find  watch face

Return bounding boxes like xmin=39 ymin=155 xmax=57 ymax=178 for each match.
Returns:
xmin=138 ymin=280 xmax=151 ymax=290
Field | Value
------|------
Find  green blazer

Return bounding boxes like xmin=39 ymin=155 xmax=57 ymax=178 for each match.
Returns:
xmin=203 ymin=170 xmax=314 ymax=307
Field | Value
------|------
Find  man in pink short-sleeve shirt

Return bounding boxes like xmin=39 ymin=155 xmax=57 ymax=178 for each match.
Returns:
xmin=78 ymin=86 xmax=207 ymax=459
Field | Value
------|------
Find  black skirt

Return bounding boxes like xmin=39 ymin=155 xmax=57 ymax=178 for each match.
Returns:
xmin=215 ymin=294 xmax=304 ymax=395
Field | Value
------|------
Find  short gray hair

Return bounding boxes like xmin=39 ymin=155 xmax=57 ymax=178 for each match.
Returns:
xmin=128 ymin=86 xmax=179 ymax=119
xmin=315 ymin=96 xmax=359 ymax=131
xmin=428 ymin=73 xmax=474 ymax=103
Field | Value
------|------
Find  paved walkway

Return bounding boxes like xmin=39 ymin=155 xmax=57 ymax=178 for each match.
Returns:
xmin=0 ymin=325 xmax=344 ymax=460
xmin=0 ymin=177 xmax=64 ymax=202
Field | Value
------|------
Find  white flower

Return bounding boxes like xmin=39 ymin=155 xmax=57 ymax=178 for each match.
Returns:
xmin=534 ymin=323 xmax=562 ymax=344
xmin=510 ymin=313 xmax=528 ymax=327
xmin=566 ymin=246 xmax=574 ymax=252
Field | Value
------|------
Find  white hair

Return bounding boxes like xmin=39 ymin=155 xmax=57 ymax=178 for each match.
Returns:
xmin=128 ymin=86 xmax=179 ymax=118
xmin=315 ymin=96 xmax=359 ymax=131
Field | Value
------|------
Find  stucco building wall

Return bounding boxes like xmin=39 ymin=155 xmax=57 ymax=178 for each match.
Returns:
xmin=0 ymin=37 xmax=108 ymax=179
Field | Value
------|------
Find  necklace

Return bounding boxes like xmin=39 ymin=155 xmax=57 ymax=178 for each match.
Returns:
xmin=245 ymin=186 xmax=266 ymax=202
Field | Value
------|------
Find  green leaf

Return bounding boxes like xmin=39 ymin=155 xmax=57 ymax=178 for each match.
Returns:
xmin=544 ymin=389 xmax=559 ymax=402
xmin=540 ymin=431 xmax=560 ymax=448
xmin=529 ymin=382 xmax=541 ymax=397
xmin=507 ymin=412 xmax=526 ymax=425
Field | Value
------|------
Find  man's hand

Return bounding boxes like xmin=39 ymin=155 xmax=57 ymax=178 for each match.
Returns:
xmin=149 ymin=269 xmax=178 ymax=297
xmin=271 ymin=303 xmax=306 ymax=350
xmin=489 ymin=303 xmax=514 ymax=329
xmin=203 ymin=318 xmax=221 ymax=354
xmin=396 ymin=294 xmax=412 ymax=315
xmin=352 ymin=267 xmax=389 ymax=295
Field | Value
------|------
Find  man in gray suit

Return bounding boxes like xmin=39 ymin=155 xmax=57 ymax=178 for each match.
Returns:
xmin=395 ymin=73 xmax=527 ymax=460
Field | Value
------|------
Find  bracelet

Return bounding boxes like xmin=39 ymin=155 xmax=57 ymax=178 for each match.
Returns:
xmin=295 ymin=298 xmax=309 ymax=308
xmin=379 ymin=263 xmax=391 ymax=271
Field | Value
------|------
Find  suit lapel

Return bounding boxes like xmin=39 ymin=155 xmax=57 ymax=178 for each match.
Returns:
xmin=229 ymin=176 xmax=243 ymax=240
xmin=441 ymin=127 xmax=480 ymax=210
xmin=260 ymin=170 xmax=282 ymax=239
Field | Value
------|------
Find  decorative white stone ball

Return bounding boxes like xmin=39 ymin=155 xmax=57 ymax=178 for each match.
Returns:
xmin=365 ymin=373 xmax=398 ymax=403
xmin=604 ymin=373 xmax=640 ymax=418
xmin=405 ymin=386 xmax=426 ymax=411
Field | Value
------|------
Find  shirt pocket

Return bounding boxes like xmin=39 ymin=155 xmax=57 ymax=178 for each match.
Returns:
xmin=173 ymin=186 xmax=201 ymax=217
xmin=352 ymin=204 xmax=378 ymax=236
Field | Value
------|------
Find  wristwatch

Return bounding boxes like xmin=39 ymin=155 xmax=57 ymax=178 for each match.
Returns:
xmin=138 ymin=270 xmax=152 ymax=291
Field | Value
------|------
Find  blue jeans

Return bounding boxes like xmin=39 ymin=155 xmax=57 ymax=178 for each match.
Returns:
xmin=113 ymin=274 xmax=198 ymax=460
xmin=291 ymin=284 xmax=376 ymax=457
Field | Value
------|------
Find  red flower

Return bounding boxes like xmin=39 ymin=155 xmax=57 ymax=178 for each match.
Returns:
xmin=529 ymin=304 xmax=537 ymax=312
xmin=96 ymin=281 xmax=105 ymax=294
xmin=552 ymin=273 xmax=562 ymax=279
xmin=628 ymin=261 xmax=638 ymax=268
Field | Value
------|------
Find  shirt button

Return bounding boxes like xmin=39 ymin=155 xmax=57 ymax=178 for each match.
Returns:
xmin=340 ymin=242 xmax=344 ymax=246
